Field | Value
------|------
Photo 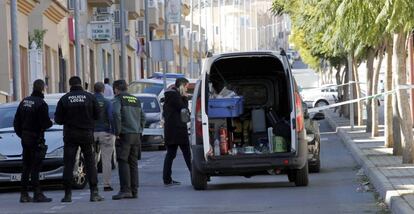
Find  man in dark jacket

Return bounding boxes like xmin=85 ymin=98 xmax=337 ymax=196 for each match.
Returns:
xmin=93 ymin=82 xmax=116 ymax=191
xmin=162 ymin=78 xmax=192 ymax=186
xmin=55 ymin=76 xmax=104 ymax=203
xmin=112 ymin=80 xmax=145 ymax=200
xmin=14 ymin=79 xmax=53 ymax=203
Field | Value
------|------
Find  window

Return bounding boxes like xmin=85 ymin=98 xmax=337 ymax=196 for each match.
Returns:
xmin=138 ymin=97 xmax=160 ymax=113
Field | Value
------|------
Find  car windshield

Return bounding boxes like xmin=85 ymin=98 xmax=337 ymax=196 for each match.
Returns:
xmin=138 ymin=97 xmax=160 ymax=113
xmin=0 ymin=105 xmax=56 ymax=129
xmin=129 ymin=82 xmax=164 ymax=95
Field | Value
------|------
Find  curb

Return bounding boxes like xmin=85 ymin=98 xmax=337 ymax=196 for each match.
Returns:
xmin=325 ymin=112 xmax=413 ymax=214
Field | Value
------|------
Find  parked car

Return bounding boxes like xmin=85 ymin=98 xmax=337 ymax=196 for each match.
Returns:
xmin=302 ymin=102 xmax=325 ymax=173
xmin=0 ymin=100 xmax=87 ymax=189
xmin=189 ymin=51 xmax=309 ymax=190
xmin=133 ymin=93 xmax=164 ymax=149
xmin=129 ymin=79 xmax=175 ymax=101
xmin=301 ymin=84 xmax=338 ymax=108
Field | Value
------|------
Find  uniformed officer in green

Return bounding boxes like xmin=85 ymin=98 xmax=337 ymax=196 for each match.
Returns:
xmin=111 ymin=80 xmax=145 ymax=200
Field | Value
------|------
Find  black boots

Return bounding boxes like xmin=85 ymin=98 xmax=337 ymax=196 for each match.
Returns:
xmin=90 ymin=188 xmax=104 ymax=202
xmin=20 ymin=192 xmax=33 ymax=203
xmin=112 ymin=191 xmax=133 ymax=200
xmin=61 ymin=189 xmax=72 ymax=203
xmin=33 ymin=192 xmax=52 ymax=203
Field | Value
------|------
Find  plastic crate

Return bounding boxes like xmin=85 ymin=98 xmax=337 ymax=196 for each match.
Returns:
xmin=208 ymin=97 xmax=244 ymax=118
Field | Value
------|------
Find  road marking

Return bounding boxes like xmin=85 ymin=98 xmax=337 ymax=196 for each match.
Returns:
xmin=50 ymin=206 xmax=65 ymax=210
xmin=72 ymin=196 xmax=82 ymax=200
xmin=320 ymin=137 xmax=329 ymax=141
xmin=80 ymin=192 xmax=89 ymax=195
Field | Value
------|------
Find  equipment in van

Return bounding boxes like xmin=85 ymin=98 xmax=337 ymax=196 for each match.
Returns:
xmin=208 ymin=97 xmax=244 ymax=118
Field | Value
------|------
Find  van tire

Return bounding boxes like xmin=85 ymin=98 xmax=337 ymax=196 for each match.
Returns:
xmin=191 ymin=161 xmax=207 ymax=190
xmin=294 ymin=162 xmax=309 ymax=186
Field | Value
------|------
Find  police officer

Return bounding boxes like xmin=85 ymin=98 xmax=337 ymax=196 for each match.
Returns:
xmin=55 ymin=76 xmax=104 ymax=202
xmin=14 ymin=79 xmax=53 ymax=203
xmin=112 ymin=80 xmax=145 ymax=200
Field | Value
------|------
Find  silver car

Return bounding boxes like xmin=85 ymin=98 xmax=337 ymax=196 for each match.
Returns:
xmin=0 ymin=100 xmax=87 ymax=189
xmin=133 ymin=93 xmax=164 ymax=149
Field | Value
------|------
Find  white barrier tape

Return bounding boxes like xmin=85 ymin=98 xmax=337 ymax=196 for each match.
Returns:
xmin=308 ymin=84 xmax=414 ymax=113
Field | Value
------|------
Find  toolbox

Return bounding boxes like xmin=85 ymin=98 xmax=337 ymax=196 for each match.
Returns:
xmin=208 ymin=97 xmax=244 ymax=118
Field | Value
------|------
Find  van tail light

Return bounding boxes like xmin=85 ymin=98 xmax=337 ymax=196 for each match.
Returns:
xmin=195 ymin=97 xmax=203 ymax=138
xmin=295 ymin=92 xmax=304 ymax=132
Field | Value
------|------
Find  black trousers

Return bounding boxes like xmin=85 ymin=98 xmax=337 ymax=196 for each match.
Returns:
xmin=116 ymin=134 xmax=140 ymax=194
xmin=163 ymin=144 xmax=192 ymax=184
xmin=21 ymin=143 xmax=43 ymax=193
xmin=63 ymin=128 xmax=98 ymax=191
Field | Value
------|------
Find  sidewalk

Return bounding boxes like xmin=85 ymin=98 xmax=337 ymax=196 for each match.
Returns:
xmin=324 ymin=109 xmax=414 ymax=214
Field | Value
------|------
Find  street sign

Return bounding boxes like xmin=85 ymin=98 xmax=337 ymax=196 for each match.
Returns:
xmin=88 ymin=21 xmax=113 ymax=42
xmin=167 ymin=0 xmax=181 ymax=23
xmin=150 ymin=39 xmax=174 ymax=62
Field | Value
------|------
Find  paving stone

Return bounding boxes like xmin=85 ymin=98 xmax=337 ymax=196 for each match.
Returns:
xmin=362 ymin=147 xmax=393 ymax=156
xmin=389 ymin=178 xmax=414 ymax=190
xmin=369 ymin=156 xmax=402 ymax=167
xmin=379 ymin=166 xmax=414 ymax=177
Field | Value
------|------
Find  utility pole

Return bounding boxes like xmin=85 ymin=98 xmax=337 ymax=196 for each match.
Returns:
xmin=144 ymin=0 xmax=152 ymax=76
xmin=120 ymin=0 xmax=127 ymax=79
xmin=190 ymin=0 xmax=194 ymax=77
xmin=164 ymin=0 xmax=169 ymax=74
xmin=198 ymin=0 xmax=202 ymax=75
xmin=11 ymin=0 xmax=20 ymax=101
xmin=74 ymin=0 xmax=81 ymax=78
xmin=179 ymin=24 xmax=183 ymax=73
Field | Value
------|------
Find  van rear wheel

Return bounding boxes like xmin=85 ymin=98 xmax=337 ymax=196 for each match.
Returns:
xmin=288 ymin=162 xmax=309 ymax=186
xmin=191 ymin=161 xmax=207 ymax=190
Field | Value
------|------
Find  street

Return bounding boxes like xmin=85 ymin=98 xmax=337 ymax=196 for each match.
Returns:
xmin=0 ymin=120 xmax=385 ymax=214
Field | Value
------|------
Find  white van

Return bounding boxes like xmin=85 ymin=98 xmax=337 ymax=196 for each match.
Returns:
xmin=189 ymin=51 xmax=310 ymax=190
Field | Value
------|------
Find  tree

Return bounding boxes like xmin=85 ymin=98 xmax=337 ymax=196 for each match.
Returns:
xmin=377 ymin=0 xmax=414 ymax=163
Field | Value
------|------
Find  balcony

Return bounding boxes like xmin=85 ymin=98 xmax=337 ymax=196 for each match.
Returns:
xmin=44 ymin=0 xmax=68 ymax=24
xmin=87 ymin=0 xmax=114 ymax=7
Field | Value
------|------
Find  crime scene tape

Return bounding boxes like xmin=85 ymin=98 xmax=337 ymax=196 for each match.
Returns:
xmin=307 ymin=84 xmax=414 ymax=113
xmin=318 ymin=81 xmax=363 ymax=89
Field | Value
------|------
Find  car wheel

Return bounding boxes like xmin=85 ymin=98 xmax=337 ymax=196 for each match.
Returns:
xmin=309 ymin=146 xmax=321 ymax=173
xmin=191 ymin=161 xmax=207 ymax=190
xmin=309 ymin=159 xmax=321 ymax=173
xmin=72 ymin=157 xmax=87 ymax=189
xmin=315 ymin=100 xmax=329 ymax=107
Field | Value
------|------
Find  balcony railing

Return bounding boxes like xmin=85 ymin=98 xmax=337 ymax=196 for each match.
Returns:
xmin=87 ymin=0 xmax=114 ymax=7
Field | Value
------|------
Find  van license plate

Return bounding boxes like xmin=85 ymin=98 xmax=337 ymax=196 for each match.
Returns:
xmin=10 ymin=174 xmax=21 ymax=181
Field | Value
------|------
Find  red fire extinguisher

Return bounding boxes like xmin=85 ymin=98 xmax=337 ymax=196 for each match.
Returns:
xmin=219 ymin=127 xmax=229 ymax=155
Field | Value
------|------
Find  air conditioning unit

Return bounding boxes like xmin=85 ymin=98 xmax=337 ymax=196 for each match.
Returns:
xmin=136 ymin=20 xmax=145 ymax=37
xmin=97 ymin=7 xmax=111 ymax=14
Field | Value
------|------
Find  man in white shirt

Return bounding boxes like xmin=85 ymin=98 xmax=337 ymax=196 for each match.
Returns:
xmin=104 ymin=78 xmax=114 ymax=97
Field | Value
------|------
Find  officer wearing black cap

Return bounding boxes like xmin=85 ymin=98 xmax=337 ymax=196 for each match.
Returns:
xmin=55 ymin=76 xmax=104 ymax=203
xmin=14 ymin=79 xmax=53 ymax=203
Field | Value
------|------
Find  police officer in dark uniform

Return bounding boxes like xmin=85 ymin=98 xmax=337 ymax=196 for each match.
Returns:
xmin=54 ymin=76 xmax=104 ymax=203
xmin=112 ymin=80 xmax=145 ymax=200
xmin=14 ymin=79 xmax=53 ymax=203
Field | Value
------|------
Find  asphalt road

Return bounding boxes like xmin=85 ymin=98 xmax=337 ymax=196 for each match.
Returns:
xmin=0 ymin=120 xmax=386 ymax=214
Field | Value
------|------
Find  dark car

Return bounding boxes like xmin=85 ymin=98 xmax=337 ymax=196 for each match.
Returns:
xmin=302 ymin=102 xmax=325 ymax=173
